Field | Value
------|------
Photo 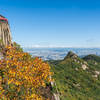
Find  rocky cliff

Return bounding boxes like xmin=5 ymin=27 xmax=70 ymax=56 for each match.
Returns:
xmin=0 ymin=15 xmax=11 ymax=47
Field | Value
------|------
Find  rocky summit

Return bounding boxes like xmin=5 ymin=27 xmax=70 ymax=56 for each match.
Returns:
xmin=64 ymin=51 xmax=78 ymax=60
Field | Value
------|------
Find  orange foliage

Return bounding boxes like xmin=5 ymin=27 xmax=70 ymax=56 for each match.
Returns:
xmin=0 ymin=46 xmax=52 ymax=100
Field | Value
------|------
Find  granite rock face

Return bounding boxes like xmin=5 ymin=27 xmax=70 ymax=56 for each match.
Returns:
xmin=0 ymin=15 xmax=11 ymax=47
xmin=64 ymin=51 xmax=78 ymax=60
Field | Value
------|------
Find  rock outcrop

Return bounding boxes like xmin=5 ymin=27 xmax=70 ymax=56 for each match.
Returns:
xmin=0 ymin=15 xmax=11 ymax=47
xmin=64 ymin=51 xmax=78 ymax=60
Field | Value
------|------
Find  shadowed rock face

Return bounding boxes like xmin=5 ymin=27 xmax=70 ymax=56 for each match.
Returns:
xmin=0 ymin=15 xmax=11 ymax=47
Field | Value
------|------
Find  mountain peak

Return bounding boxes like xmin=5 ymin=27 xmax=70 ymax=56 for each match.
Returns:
xmin=64 ymin=51 xmax=78 ymax=60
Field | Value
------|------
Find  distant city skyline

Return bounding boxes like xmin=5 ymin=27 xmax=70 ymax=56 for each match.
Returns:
xmin=0 ymin=0 xmax=100 ymax=47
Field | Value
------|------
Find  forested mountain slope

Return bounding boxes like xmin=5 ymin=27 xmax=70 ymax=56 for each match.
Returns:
xmin=49 ymin=51 xmax=100 ymax=100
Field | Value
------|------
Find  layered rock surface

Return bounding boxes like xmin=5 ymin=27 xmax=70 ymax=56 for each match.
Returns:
xmin=0 ymin=15 xmax=11 ymax=47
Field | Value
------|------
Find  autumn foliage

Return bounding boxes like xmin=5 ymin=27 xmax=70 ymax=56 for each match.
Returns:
xmin=0 ymin=46 xmax=52 ymax=100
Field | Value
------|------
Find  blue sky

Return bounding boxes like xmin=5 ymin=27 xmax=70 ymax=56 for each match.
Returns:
xmin=0 ymin=0 xmax=100 ymax=47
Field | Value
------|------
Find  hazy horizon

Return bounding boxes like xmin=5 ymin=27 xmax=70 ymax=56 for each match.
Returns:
xmin=22 ymin=45 xmax=100 ymax=48
xmin=23 ymin=47 xmax=100 ymax=60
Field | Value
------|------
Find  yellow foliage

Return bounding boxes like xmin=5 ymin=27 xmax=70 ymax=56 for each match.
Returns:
xmin=0 ymin=46 xmax=52 ymax=100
